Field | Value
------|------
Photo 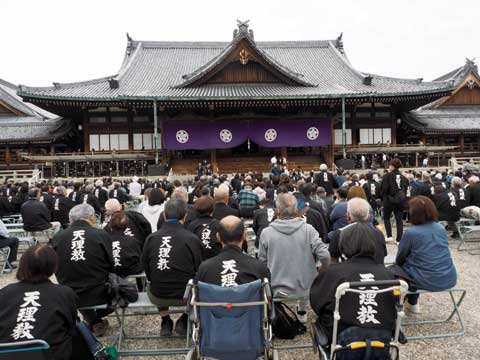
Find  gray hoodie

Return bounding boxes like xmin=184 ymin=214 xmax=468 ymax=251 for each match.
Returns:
xmin=258 ymin=217 xmax=330 ymax=298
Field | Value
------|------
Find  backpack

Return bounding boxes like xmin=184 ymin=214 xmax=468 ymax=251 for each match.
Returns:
xmin=272 ymin=302 xmax=306 ymax=339
xmin=105 ymin=273 xmax=139 ymax=308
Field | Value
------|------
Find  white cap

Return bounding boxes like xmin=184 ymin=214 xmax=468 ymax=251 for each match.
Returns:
xmin=132 ymin=176 xmax=139 ymax=182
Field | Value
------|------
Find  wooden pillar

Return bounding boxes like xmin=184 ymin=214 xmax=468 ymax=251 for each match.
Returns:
xmin=5 ymin=145 xmax=11 ymax=169
xmin=210 ymin=149 xmax=217 ymax=173
xmin=49 ymin=144 xmax=55 ymax=156
xmin=391 ymin=118 xmax=397 ymax=145
xmin=460 ymin=134 xmax=465 ymax=153
xmin=127 ymin=109 xmax=134 ymax=151
xmin=82 ymin=110 xmax=89 ymax=152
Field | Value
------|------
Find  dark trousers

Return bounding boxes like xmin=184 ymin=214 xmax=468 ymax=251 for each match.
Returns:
xmin=383 ymin=206 xmax=404 ymax=243
xmin=0 ymin=236 xmax=19 ymax=262
xmin=388 ymin=264 xmax=419 ymax=305
xmin=79 ymin=308 xmax=114 ymax=325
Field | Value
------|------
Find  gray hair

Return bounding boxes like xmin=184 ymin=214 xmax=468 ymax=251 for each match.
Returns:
xmin=85 ymin=184 xmax=94 ymax=193
xmin=69 ymin=204 xmax=95 ymax=224
xmin=275 ymin=193 xmax=297 ymax=218
xmin=105 ymin=198 xmax=122 ymax=215
xmin=347 ymin=197 xmax=370 ymax=222
xmin=451 ymin=176 xmax=463 ymax=187
xmin=143 ymin=187 xmax=152 ymax=198
xmin=95 ymin=179 xmax=103 ymax=187
xmin=320 ymin=164 xmax=328 ymax=171
xmin=422 ymin=172 xmax=431 ymax=182
xmin=56 ymin=186 xmax=66 ymax=195
xmin=172 ymin=186 xmax=188 ymax=202
xmin=214 ymin=184 xmax=229 ymax=202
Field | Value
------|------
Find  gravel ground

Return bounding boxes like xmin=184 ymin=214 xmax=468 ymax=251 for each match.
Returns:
xmin=1 ymin=234 xmax=479 ymax=360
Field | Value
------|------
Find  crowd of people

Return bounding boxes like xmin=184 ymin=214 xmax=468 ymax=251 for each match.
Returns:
xmin=0 ymin=157 xmax=471 ymax=359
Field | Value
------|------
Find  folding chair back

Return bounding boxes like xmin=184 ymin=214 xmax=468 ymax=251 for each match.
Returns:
xmin=331 ymin=280 xmax=408 ymax=360
xmin=0 ymin=247 xmax=11 ymax=274
xmin=0 ymin=339 xmax=50 ymax=360
xmin=196 ymin=279 xmax=265 ymax=360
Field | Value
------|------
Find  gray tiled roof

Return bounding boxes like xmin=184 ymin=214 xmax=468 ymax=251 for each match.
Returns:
xmin=433 ymin=59 xmax=479 ymax=87
xmin=404 ymin=106 xmax=480 ymax=134
xmin=18 ymin=30 xmax=453 ymax=102
xmin=0 ymin=79 xmax=69 ymax=142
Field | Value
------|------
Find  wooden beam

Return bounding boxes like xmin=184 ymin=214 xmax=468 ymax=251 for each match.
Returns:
xmin=5 ymin=145 xmax=11 ymax=168
xmin=460 ymin=134 xmax=465 ymax=153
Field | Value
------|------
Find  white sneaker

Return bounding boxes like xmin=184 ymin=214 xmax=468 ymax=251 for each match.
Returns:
xmin=385 ymin=237 xmax=395 ymax=244
xmin=405 ymin=302 xmax=421 ymax=314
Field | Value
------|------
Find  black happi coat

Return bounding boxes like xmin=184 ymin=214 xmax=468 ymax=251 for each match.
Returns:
xmin=196 ymin=245 xmax=270 ymax=286
xmin=0 ymin=281 xmax=77 ymax=360
xmin=21 ymin=199 xmax=51 ymax=231
xmin=213 ymin=202 xmax=240 ymax=221
xmin=142 ymin=222 xmax=202 ymax=299
xmin=52 ymin=194 xmax=76 ymax=228
xmin=310 ymin=257 xmax=395 ymax=339
xmin=451 ymin=186 xmax=469 ymax=210
xmin=157 ymin=206 xmax=198 ymax=230
xmin=433 ymin=189 xmax=460 ymax=222
xmin=104 ymin=210 xmax=152 ymax=249
xmin=53 ymin=220 xmax=114 ymax=307
xmin=78 ymin=192 xmax=102 ymax=214
xmin=187 ymin=215 xmax=222 ymax=260
xmin=314 ymin=171 xmax=339 ymax=196
xmin=40 ymin=192 xmax=55 ymax=216
xmin=110 ymin=231 xmax=143 ymax=277
xmin=109 ymin=188 xmax=128 ymax=204
xmin=94 ymin=187 xmax=109 ymax=208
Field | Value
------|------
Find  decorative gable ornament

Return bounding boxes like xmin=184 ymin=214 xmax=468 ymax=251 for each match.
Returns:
xmin=239 ymin=49 xmax=249 ymax=65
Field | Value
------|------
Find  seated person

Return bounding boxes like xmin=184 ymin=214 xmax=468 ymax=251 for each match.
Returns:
xmin=212 ymin=185 xmax=239 ymax=221
xmin=237 ymin=183 xmax=260 ymax=218
xmin=259 ymin=193 xmax=330 ymax=322
xmin=52 ymin=186 xmax=76 ymax=229
xmin=432 ymin=185 xmax=460 ymax=238
xmin=294 ymin=192 xmax=329 ymax=243
xmin=187 ymin=195 xmax=222 ymax=260
xmin=0 ymin=245 xmax=77 ymax=360
xmin=157 ymin=186 xmax=198 ymax=230
xmin=329 ymin=198 xmax=387 ymax=264
xmin=21 ymin=187 xmax=61 ymax=239
xmin=142 ymin=199 xmax=202 ymax=336
xmin=104 ymin=199 xmax=152 ymax=249
xmin=109 ymin=182 xmax=129 ymax=204
xmin=253 ymin=198 xmax=276 ymax=248
xmin=109 ymin=212 xmax=143 ymax=277
xmin=310 ymin=230 xmax=395 ymax=342
xmin=0 ymin=218 xmax=19 ymax=271
xmin=197 ymin=215 xmax=270 ymax=286
xmin=141 ymin=188 xmax=165 ymax=233
xmin=330 ymin=186 xmax=374 ymax=232
xmin=53 ymin=204 xmax=114 ymax=336
xmin=389 ymin=196 xmax=457 ymax=314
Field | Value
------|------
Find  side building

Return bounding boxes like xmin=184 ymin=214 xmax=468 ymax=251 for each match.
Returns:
xmin=17 ymin=21 xmax=453 ymax=175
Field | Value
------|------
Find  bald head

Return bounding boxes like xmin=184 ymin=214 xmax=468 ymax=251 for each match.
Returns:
xmin=217 ymin=216 xmax=245 ymax=246
xmin=214 ymin=184 xmax=229 ymax=204
xmin=105 ymin=198 xmax=122 ymax=215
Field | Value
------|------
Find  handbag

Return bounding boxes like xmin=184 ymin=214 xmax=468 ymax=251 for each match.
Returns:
xmin=105 ymin=273 xmax=139 ymax=308
xmin=272 ymin=302 xmax=307 ymax=339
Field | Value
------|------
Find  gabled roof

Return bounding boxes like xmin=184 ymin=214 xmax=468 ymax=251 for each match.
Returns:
xmin=18 ymin=21 xmax=453 ymax=104
xmin=0 ymin=79 xmax=71 ymax=142
xmin=406 ymin=59 xmax=480 ymax=134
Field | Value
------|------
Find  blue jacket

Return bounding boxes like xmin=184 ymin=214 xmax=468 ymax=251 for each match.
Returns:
xmin=396 ymin=222 xmax=457 ymax=291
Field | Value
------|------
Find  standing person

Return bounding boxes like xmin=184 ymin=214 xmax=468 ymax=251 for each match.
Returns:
xmin=52 ymin=204 xmax=114 ymax=336
xmin=389 ymin=196 xmax=457 ymax=313
xmin=381 ymin=159 xmax=408 ymax=243
xmin=0 ymin=218 xmax=19 ymax=271
xmin=422 ymin=157 xmax=429 ymax=168
xmin=142 ymin=200 xmax=202 ymax=336
xmin=314 ymin=164 xmax=338 ymax=206
xmin=0 ymin=245 xmax=77 ymax=360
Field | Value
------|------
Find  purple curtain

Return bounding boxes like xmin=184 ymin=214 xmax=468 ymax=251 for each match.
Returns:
xmin=163 ymin=119 xmax=330 ymax=150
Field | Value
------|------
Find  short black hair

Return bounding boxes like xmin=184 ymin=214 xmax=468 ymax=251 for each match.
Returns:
xmin=299 ymin=183 xmax=314 ymax=197
xmin=218 ymin=217 xmax=244 ymax=245
xmin=339 ymin=222 xmax=376 ymax=259
xmin=149 ymin=188 xmax=165 ymax=206
xmin=17 ymin=245 xmax=58 ymax=284
xmin=28 ymin=187 xmax=40 ymax=198
xmin=337 ymin=186 xmax=349 ymax=199
xmin=164 ymin=199 xmax=187 ymax=220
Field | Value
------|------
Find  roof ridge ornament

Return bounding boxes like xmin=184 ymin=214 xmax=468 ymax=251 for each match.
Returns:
xmin=336 ymin=32 xmax=344 ymax=54
xmin=234 ymin=20 xmax=254 ymax=40
xmin=126 ymin=32 xmax=133 ymax=56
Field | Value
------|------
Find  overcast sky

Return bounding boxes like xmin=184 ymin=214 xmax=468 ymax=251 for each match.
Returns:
xmin=1 ymin=0 xmax=478 ymax=86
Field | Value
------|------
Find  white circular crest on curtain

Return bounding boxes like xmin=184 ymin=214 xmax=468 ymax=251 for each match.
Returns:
xmin=307 ymin=127 xmax=319 ymax=140
xmin=219 ymin=129 xmax=233 ymax=143
xmin=176 ymin=130 xmax=189 ymax=144
xmin=264 ymin=128 xmax=277 ymax=142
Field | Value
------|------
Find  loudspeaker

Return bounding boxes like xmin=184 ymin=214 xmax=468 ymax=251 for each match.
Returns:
xmin=148 ymin=164 xmax=167 ymax=176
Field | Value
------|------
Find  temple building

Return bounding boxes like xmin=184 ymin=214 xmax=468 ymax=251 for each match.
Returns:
xmin=0 ymin=79 xmax=72 ymax=169
xmin=17 ymin=21 xmax=456 ymax=175
xmin=403 ymin=59 xmax=480 ymax=157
